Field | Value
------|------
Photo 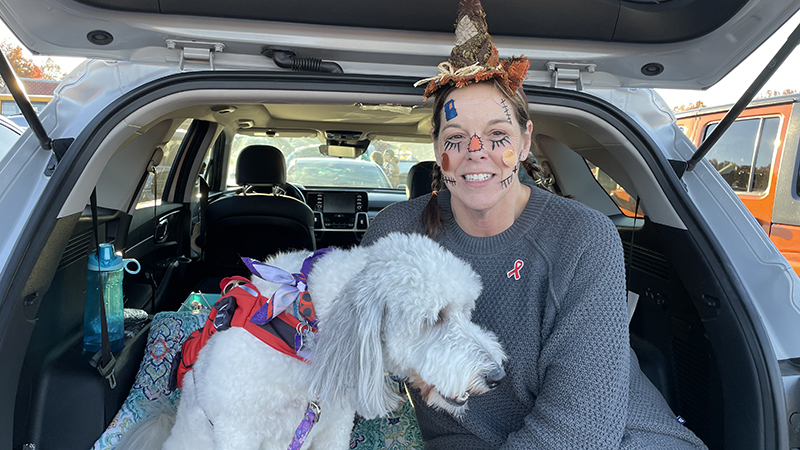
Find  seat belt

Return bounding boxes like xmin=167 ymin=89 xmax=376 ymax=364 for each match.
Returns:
xmin=89 ymin=189 xmax=117 ymax=389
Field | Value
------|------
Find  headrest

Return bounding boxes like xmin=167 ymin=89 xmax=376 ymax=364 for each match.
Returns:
xmin=236 ymin=145 xmax=286 ymax=186
xmin=406 ymin=161 xmax=438 ymax=199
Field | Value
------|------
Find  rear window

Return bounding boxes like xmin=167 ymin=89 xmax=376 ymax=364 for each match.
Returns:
xmin=587 ymin=161 xmax=644 ymax=218
xmin=229 ymin=134 xmax=434 ymax=189
xmin=702 ymin=116 xmax=781 ymax=194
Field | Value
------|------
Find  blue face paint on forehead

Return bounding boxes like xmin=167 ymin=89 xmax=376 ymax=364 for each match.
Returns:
xmin=445 ymin=99 xmax=458 ymax=121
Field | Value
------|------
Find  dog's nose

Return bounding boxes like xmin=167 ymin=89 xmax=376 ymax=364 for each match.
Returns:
xmin=485 ymin=367 xmax=506 ymax=389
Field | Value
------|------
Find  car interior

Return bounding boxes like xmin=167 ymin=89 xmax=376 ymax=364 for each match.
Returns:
xmin=9 ymin=76 xmax=770 ymax=450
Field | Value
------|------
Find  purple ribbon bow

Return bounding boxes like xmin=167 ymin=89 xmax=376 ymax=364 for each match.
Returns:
xmin=242 ymin=249 xmax=331 ymax=325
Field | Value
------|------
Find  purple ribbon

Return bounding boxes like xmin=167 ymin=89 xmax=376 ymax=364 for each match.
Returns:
xmin=243 ymin=249 xmax=331 ymax=325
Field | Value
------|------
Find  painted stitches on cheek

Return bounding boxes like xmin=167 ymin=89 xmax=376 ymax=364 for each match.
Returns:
xmin=468 ymin=134 xmax=483 ymax=153
xmin=444 ymin=99 xmax=458 ymax=121
xmin=500 ymin=99 xmax=512 ymax=124
xmin=442 ymin=175 xmax=457 ymax=186
xmin=500 ymin=165 xmax=518 ymax=189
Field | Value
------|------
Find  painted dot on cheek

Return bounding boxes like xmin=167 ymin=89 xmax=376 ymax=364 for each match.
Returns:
xmin=441 ymin=153 xmax=450 ymax=172
xmin=502 ymin=148 xmax=517 ymax=168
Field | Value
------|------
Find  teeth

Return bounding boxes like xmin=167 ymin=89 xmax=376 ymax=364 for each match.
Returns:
xmin=464 ymin=173 xmax=493 ymax=182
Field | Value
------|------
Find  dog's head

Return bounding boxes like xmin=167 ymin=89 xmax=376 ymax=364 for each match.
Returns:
xmin=307 ymin=232 xmax=506 ymax=419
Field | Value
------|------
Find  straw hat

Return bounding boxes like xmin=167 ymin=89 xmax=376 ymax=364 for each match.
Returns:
xmin=415 ymin=0 xmax=529 ymax=99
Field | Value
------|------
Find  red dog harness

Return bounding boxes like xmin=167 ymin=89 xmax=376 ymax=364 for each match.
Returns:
xmin=170 ymin=250 xmax=330 ymax=390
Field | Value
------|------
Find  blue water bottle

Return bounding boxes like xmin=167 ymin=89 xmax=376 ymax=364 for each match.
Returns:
xmin=83 ymin=243 xmax=140 ymax=353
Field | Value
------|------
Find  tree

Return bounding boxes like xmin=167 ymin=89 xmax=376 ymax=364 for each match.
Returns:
xmin=755 ymin=88 xmax=799 ymax=99
xmin=40 ymin=58 xmax=66 ymax=81
xmin=673 ymin=100 xmax=706 ymax=113
xmin=0 ymin=40 xmax=66 ymax=89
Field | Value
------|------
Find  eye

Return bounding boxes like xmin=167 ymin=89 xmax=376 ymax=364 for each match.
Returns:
xmin=490 ymin=135 xmax=511 ymax=150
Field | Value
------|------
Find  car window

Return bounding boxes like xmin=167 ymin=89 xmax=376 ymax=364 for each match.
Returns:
xmin=703 ymin=116 xmax=781 ymax=194
xmin=228 ymin=134 xmax=435 ymax=189
xmin=0 ymin=122 xmax=20 ymax=161
xmin=134 ymin=118 xmax=193 ymax=209
xmin=586 ymin=161 xmax=644 ymax=218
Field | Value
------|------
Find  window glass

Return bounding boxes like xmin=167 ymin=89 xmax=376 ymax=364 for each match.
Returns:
xmin=229 ymin=134 xmax=435 ymax=190
xmin=752 ymin=118 xmax=780 ymax=193
xmin=0 ymin=123 xmax=20 ymax=161
xmin=703 ymin=117 xmax=779 ymax=193
xmin=135 ymin=118 xmax=193 ymax=209
xmin=586 ymin=161 xmax=644 ymax=218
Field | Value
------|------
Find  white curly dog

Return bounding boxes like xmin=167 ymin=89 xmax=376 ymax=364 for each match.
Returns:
xmin=118 ymin=232 xmax=506 ymax=450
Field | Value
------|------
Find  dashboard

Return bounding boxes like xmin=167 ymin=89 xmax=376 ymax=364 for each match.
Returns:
xmin=300 ymin=187 xmax=407 ymax=247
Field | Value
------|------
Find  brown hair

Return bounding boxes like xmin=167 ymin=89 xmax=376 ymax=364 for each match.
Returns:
xmin=421 ymin=80 xmax=547 ymax=237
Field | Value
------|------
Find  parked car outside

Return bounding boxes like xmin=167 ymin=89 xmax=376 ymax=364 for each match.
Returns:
xmin=676 ymin=94 xmax=800 ymax=275
xmin=0 ymin=1 xmax=797 ymax=450
xmin=287 ymin=157 xmax=393 ymax=189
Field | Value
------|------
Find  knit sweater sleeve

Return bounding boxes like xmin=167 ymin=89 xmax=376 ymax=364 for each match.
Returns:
xmin=501 ymin=212 xmax=630 ymax=449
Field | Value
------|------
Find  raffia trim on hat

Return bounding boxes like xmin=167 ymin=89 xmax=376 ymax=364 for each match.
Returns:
xmin=415 ymin=57 xmax=529 ymax=99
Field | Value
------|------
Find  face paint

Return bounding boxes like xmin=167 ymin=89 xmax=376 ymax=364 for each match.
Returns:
xmin=500 ymin=99 xmax=512 ymax=124
xmin=468 ymin=134 xmax=483 ymax=153
xmin=445 ymin=99 xmax=458 ymax=121
xmin=443 ymin=175 xmax=457 ymax=186
xmin=443 ymin=140 xmax=461 ymax=153
xmin=441 ymin=152 xmax=450 ymax=172
xmin=490 ymin=135 xmax=511 ymax=150
xmin=502 ymin=148 xmax=517 ymax=168
xmin=499 ymin=165 xmax=518 ymax=189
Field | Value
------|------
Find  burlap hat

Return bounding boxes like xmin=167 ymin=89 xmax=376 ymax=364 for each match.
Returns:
xmin=415 ymin=0 xmax=529 ymax=99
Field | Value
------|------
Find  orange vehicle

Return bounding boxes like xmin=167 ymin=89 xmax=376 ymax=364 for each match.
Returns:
xmin=676 ymin=94 xmax=800 ymax=274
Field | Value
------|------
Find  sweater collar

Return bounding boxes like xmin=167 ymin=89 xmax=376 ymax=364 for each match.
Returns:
xmin=437 ymin=186 xmax=551 ymax=254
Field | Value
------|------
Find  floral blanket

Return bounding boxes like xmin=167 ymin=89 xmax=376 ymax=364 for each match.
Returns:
xmin=91 ymin=310 xmax=421 ymax=450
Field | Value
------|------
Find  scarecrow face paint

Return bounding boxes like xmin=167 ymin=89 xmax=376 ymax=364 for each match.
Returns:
xmin=445 ymin=99 xmax=458 ymax=121
xmin=434 ymin=83 xmax=532 ymax=218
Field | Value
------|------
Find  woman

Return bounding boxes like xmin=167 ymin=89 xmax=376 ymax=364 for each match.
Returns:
xmin=360 ymin=1 xmax=707 ymax=448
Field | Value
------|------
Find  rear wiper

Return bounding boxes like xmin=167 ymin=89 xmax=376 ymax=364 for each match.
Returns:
xmin=674 ymin=20 xmax=800 ymax=178
xmin=0 ymin=49 xmax=72 ymax=172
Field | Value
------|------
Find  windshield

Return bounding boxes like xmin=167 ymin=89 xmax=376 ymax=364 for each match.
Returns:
xmin=229 ymin=134 xmax=435 ymax=189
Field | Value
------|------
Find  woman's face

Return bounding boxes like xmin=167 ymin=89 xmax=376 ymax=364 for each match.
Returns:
xmin=433 ymin=82 xmax=532 ymax=220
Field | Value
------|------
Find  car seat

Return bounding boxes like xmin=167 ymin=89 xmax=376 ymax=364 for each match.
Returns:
xmin=203 ymin=145 xmax=315 ymax=282
xmin=406 ymin=161 xmax=438 ymax=199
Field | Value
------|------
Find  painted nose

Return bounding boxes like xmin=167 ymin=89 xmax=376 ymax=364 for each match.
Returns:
xmin=485 ymin=366 xmax=506 ymax=389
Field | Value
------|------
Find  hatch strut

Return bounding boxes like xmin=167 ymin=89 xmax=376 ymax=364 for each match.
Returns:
xmin=675 ymin=21 xmax=800 ymax=177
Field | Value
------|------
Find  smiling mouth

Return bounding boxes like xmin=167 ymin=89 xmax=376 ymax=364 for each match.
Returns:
xmin=463 ymin=173 xmax=494 ymax=182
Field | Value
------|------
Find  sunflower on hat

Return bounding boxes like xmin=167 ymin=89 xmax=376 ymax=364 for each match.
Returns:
xmin=415 ymin=0 xmax=529 ymax=99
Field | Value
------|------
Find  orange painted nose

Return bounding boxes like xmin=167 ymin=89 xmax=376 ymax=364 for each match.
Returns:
xmin=468 ymin=135 xmax=483 ymax=152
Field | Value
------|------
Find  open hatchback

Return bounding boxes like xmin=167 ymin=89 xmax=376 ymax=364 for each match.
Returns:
xmin=0 ymin=0 xmax=799 ymax=449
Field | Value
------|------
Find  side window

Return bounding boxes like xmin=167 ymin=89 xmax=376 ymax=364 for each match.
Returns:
xmin=135 ymin=118 xmax=193 ymax=209
xmin=586 ymin=161 xmax=644 ymax=218
xmin=703 ymin=116 xmax=780 ymax=194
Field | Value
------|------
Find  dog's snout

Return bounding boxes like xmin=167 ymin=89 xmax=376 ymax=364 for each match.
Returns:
xmin=485 ymin=367 xmax=506 ymax=389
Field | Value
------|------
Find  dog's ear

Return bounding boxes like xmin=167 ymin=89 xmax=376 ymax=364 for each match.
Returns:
xmin=307 ymin=273 xmax=401 ymax=419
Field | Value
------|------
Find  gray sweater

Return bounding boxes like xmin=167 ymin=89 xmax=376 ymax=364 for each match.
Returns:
xmin=361 ymin=188 xmax=707 ymax=450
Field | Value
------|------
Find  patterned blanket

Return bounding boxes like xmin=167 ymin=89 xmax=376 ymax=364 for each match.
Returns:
xmin=91 ymin=310 xmax=421 ymax=450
